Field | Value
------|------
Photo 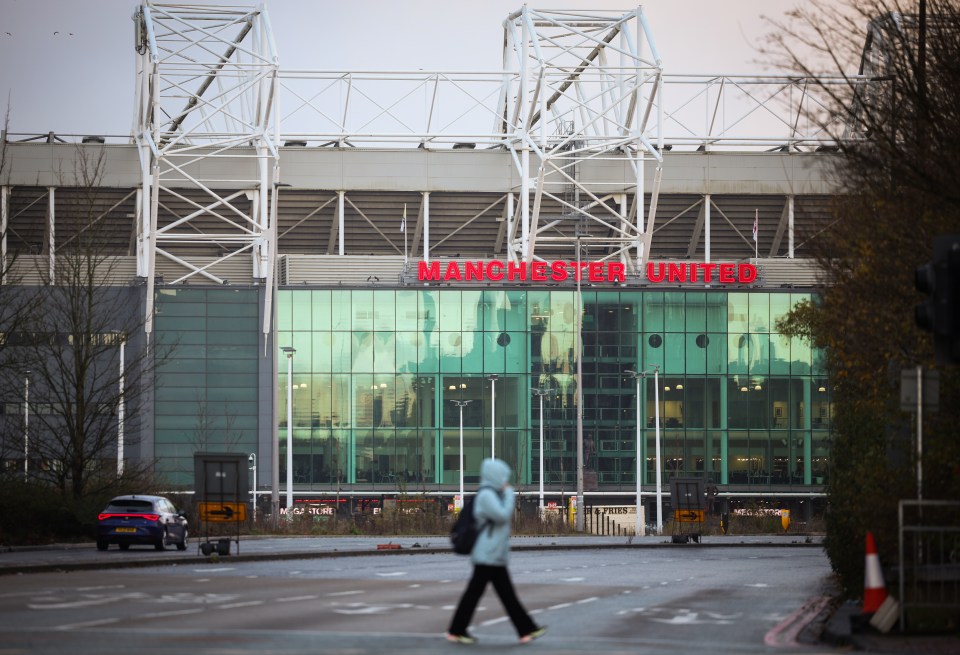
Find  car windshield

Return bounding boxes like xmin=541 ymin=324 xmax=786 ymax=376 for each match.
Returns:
xmin=104 ymin=500 xmax=155 ymax=513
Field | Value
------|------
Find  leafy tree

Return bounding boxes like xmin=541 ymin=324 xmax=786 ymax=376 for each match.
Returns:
xmin=765 ymin=0 xmax=960 ymax=596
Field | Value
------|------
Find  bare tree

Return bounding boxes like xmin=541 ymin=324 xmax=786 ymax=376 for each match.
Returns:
xmin=0 ymin=145 xmax=168 ymax=499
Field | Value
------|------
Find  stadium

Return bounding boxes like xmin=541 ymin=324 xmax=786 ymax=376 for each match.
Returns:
xmin=0 ymin=3 xmax=862 ymax=527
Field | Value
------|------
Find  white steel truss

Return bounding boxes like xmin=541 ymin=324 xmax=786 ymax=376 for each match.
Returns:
xmin=133 ymin=2 xmax=279 ymax=337
xmin=499 ymin=7 xmax=663 ymax=272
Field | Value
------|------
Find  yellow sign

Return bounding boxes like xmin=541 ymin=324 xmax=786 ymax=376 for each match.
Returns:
xmin=198 ymin=501 xmax=247 ymax=522
xmin=674 ymin=509 xmax=704 ymax=523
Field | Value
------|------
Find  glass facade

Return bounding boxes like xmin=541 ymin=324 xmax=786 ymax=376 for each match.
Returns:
xmin=154 ymin=288 xmax=261 ymax=484
xmin=273 ymin=288 xmax=831 ymax=493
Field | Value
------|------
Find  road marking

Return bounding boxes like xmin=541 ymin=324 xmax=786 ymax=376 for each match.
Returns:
xmin=560 ymin=577 xmax=585 ymax=582
xmin=577 ymin=597 xmax=598 ymax=604
xmin=375 ymin=572 xmax=407 ymax=577
xmin=139 ymin=608 xmax=205 ymax=619
xmin=277 ymin=595 xmax=318 ymax=603
xmin=54 ymin=617 xmax=120 ymax=630
xmin=218 ymin=600 xmax=264 ymax=609
xmin=326 ymin=590 xmax=364 ymax=597
xmin=29 ymin=593 xmax=146 ymax=610
xmin=408 ymin=584 xmax=421 ymax=588
xmin=746 ymin=583 xmax=769 ymax=588
xmin=547 ymin=602 xmax=572 ymax=610
xmin=480 ymin=616 xmax=510 ymax=626
xmin=191 ymin=568 xmax=236 ymax=573
xmin=76 ymin=585 xmax=125 ymax=591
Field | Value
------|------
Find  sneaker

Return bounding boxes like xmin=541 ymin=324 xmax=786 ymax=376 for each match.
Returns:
xmin=519 ymin=626 xmax=547 ymax=644
xmin=446 ymin=633 xmax=477 ymax=644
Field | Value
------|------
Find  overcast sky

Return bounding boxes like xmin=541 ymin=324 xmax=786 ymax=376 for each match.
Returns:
xmin=0 ymin=0 xmax=812 ymax=137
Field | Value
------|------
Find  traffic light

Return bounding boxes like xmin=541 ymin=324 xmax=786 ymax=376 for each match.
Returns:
xmin=915 ymin=234 xmax=960 ymax=365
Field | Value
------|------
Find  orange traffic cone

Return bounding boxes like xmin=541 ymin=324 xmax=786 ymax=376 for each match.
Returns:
xmin=863 ymin=531 xmax=888 ymax=614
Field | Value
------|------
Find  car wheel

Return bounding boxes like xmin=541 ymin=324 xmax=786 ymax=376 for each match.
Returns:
xmin=118 ymin=542 xmax=130 ymax=551
xmin=155 ymin=528 xmax=167 ymax=551
xmin=176 ymin=528 xmax=188 ymax=551
xmin=96 ymin=539 xmax=109 ymax=551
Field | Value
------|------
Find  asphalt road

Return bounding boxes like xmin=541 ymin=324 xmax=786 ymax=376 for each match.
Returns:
xmin=0 ymin=538 xmax=841 ymax=655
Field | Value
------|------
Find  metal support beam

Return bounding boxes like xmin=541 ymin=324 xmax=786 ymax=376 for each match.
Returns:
xmin=134 ymin=2 xmax=279 ymax=336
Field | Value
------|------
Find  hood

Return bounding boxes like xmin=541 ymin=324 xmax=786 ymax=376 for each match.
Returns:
xmin=480 ymin=458 xmax=511 ymax=489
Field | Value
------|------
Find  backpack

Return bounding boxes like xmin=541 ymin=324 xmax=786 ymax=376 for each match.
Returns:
xmin=450 ymin=489 xmax=493 ymax=555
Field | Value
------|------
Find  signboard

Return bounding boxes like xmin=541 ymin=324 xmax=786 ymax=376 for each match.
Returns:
xmin=674 ymin=509 xmax=705 ymax=523
xmin=198 ymin=501 xmax=247 ymax=523
xmin=193 ymin=452 xmax=249 ymax=502
xmin=417 ymin=260 xmax=758 ymax=285
xmin=669 ymin=477 xmax=705 ymax=511
xmin=900 ymin=368 xmax=939 ymax=411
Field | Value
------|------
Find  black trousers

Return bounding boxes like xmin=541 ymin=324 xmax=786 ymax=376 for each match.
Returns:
xmin=448 ymin=564 xmax=538 ymax=636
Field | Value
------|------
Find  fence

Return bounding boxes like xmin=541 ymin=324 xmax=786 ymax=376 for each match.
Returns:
xmin=897 ymin=499 xmax=960 ymax=631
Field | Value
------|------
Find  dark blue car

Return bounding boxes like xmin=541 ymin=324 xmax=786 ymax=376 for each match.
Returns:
xmin=97 ymin=495 xmax=188 ymax=551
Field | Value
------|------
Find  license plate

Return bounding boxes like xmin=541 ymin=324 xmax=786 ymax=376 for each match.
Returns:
xmin=115 ymin=527 xmax=137 ymax=533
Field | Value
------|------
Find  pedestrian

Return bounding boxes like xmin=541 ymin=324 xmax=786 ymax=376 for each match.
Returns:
xmin=447 ymin=457 xmax=547 ymax=645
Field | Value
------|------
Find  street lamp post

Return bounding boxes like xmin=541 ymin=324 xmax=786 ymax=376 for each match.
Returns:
xmin=532 ymin=387 xmax=554 ymax=518
xmin=249 ymin=452 xmax=258 ymax=519
xmin=23 ymin=371 xmax=30 ymax=482
xmin=281 ymin=346 xmax=296 ymax=513
xmin=117 ymin=336 xmax=125 ymax=477
xmin=487 ymin=374 xmax=498 ymax=458
xmin=624 ymin=369 xmax=644 ymax=537
xmin=652 ymin=365 xmax=662 ymax=534
xmin=451 ymin=399 xmax=472 ymax=512
xmin=575 ymin=232 xmax=584 ymax=532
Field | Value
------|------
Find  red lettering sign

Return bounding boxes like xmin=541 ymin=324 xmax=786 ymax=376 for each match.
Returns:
xmin=417 ymin=260 xmax=756 ymax=286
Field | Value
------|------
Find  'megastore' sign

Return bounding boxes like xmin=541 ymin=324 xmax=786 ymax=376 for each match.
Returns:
xmin=417 ymin=260 xmax=757 ymax=285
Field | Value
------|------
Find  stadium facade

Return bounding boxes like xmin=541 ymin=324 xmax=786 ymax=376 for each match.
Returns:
xmin=1 ymin=4 xmax=858 ymax=523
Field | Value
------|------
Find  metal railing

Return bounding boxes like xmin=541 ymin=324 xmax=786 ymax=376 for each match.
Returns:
xmin=898 ymin=499 xmax=960 ymax=631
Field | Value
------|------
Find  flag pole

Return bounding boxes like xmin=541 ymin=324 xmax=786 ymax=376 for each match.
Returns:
xmin=402 ymin=203 xmax=408 ymax=265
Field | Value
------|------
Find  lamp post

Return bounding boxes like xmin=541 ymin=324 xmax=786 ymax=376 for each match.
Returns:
xmin=23 ymin=371 xmax=30 ymax=482
xmin=117 ymin=335 xmax=125 ymax=477
xmin=249 ymin=452 xmax=257 ymax=519
xmin=532 ymin=387 xmax=554 ymax=518
xmin=575 ymin=232 xmax=584 ymax=532
xmin=652 ymin=364 xmax=662 ymax=534
xmin=487 ymin=374 xmax=498 ymax=458
xmin=624 ymin=369 xmax=644 ymax=537
xmin=281 ymin=346 xmax=296 ymax=513
xmin=451 ymin=399 xmax=472 ymax=512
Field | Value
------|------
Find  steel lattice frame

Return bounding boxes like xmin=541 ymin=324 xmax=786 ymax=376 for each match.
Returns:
xmin=498 ymin=7 xmax=663 ymax=272
xmin=133 ymin=2 xmax=279 ymax=337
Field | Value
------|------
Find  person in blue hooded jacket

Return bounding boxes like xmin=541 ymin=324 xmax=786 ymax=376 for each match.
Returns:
xmin=447 ymin=458 xmax=547 ymax=644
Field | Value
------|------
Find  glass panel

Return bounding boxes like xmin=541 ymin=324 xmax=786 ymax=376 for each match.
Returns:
xmin=330 ymin=290 xmax=351 ymax=331
xmin=396 ymin=291 xmax=419 ymax=330
xmin=643 ymin=291 xmax=664 ymax=332
xmin=373 ymin=290 xmax=395 ymax=331
xmin=373 ymin=332 xmax=397 ymax=373
xmin=352 ymin=291 xmax=374 ymax=331
xmin=292 ymin=291 xmax=311 ymax=331
xmin=352 ymin=332 xmax=373 ymax=372
xmin=311 ymin=290 xmax=331 ymax=331
xmin=749 ymin=333 xmax=770 ymax=376
xmin=663 ymin=333 xmax=684 ymax=373
xmin=312 ymin=332 xmax=332 ymax=372
xmin=749 ymin=294 xmax=770 ymax=333
xmin=727 ymin=293 xmax=749 ymax=333
xmin=685 ymin=292 xmax=706 ymax=332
